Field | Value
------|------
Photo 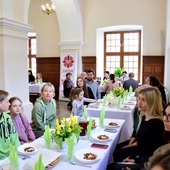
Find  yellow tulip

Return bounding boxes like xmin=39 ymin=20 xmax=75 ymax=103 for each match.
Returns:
xmin=57 ymin=130 xmax=60 ymax=134
xmin=68 ymin=127 xmax=72 ymax=132
xmin=61 ymin=120 xmax=64 ymax=124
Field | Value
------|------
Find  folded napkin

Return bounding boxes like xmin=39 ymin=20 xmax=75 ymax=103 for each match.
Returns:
xmin=100 ymin=108 xmax=105 ymax=127
xmin=87 ymin=118 xmax=93 ymax=140
xmin=103 ymin=96 xmax=108 ymax=106
xmin=23 ymin=148 xmax=67 ymax=170
xmin=34 ymin=154 xmax=45 ymax=170
xmin=8 ymin=144 xmax=19 ymax=170
xmin=44 ymin=125 xmax=51 ymax=149
xmin=65 ymin=134 xmax=75 ymax=161
xmin=117 ymin=96 xmax=121 ymax=109
xmin=129 ymin=86 xmax=133 ymax=95
xmin=83 ymin=105 xmax=88 ymax=118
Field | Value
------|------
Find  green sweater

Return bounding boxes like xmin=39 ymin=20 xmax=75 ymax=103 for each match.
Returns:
xmin=31 ymin=97 xmax=57 ymax=131
xmin=0 ymin=113 xmax=20 ymax=160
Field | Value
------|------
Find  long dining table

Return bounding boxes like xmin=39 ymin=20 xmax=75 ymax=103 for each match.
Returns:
xmin=0 ymin=118 xmax=125 ymax=170
xmin=87 ymin=97 xmax=136 ymax=143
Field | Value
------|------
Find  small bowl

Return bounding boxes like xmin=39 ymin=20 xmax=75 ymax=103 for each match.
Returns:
xmin=0 ymin=164 xmax=15 ymax=170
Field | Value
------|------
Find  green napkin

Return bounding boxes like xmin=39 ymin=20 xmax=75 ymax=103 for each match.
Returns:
xmin=83 ymin=105 xmax=88 ymax=118
xmin=8 ymin=144 xmax=19 ymax=170
xmin=100 ymin=108 xmax=105 ymax=127
xmin=103 ymin=95 xmax=108 ymax=106
xmin=87 ymin=118 xmax=93 ymax=140
xmin=44 ymin=125 xmax=51 ymax=149
xmin=125 ymin=90 xmax=128 ymax=100
xmin=34 ymin=154 xmax=45 ymax=170
xmin=117 ymin=96 xmax=121 ymax=109
xmin=122 ymin=92 xmax=126 ymax=103
xmin=65 ymin=134 xmax=75 ymax=161
xmin=129 ymin=86 xmax=133 ymax=95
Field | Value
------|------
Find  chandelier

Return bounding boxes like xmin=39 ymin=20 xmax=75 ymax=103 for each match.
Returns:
xmin=41 ymin=4 xmax=55 ymax=15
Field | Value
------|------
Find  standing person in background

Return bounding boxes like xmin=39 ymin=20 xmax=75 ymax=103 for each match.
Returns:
xmin=9 ymin=97 xmax=35 ymax=144
xmin=0 ymin=90 xmax=20 ymax=160
xmin=120 ymin=71 xmax=129 ymax=84
xmin=31 ymin=83 xmax=57 ymax=138
xmin=28 ymin=70 xmax=35 ymax=83
xmin=103 ymin=71 xmax=110 ymax=80
xmin=85 ymin=69 xmax=101 ymax=99
xmin=63 ymin=72 xmax=74 ymax=97
xmin=36 ymin=73 xmax=43 ymax=84
xmin=123 ymin=72 xmax=139 ymax=92
xmin=145 ymin=76 xmax=167 ymax=106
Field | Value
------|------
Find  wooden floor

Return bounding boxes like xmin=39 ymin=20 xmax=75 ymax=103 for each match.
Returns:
xmin=56 ymin=101 xmax=71 ymax=120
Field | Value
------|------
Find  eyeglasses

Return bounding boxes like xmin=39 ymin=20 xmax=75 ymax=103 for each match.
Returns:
xmin=163 ymin=113 xmax=170 ymax=122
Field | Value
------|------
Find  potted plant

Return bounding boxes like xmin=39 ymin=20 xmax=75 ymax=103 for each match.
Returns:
xmin=113 ymin=67 xmax=123 ymax=78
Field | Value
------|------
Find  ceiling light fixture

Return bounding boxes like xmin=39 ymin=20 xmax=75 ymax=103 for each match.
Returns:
xmin=41 ymin=3 xmax=55 ymax=15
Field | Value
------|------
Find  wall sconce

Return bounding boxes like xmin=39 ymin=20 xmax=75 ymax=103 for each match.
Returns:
xmin=41 ymin=4 xmax=55 ymax=15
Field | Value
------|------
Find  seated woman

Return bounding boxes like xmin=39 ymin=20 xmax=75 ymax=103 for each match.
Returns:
xmin=36 ymin=73 xmax=43 ymax=83
xmin=9 ymin=97 xmax=35 ymax=144
xmin=107 ymin=86 xmax=164 ymax=170
xmin=31 ymin=83 xmax=57 ymax=138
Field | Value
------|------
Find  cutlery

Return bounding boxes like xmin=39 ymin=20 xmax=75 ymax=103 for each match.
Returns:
xmin=70 ymin=161 xmax=92 ymax=168
xmin=104 ymin=129 xmax=117 ymax=133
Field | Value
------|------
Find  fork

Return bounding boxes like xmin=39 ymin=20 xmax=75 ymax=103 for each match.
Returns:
xmin=70 ymin=161 xmax=92 ymax=168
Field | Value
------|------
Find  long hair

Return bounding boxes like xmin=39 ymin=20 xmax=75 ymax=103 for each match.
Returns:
xmin=139 ymin=86 xmax=162 ymax=120
xmin=76 ymin=77 xmax=89 ymax=98
xmin=149 ymin=76 xmax=165 ymax=89
xmin=9 ymin=97 xmax=23 ymax=111
xmin=70 ymin=88 xmax=83 ymax=100
xmin=0 ymin=90 xmax=9 ymax=102
xmin=109 ymin=74 xmax=115 ymax=83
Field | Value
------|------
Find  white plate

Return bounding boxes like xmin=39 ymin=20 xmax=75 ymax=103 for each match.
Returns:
xmin=17 ymin=142 xmax=44 ymax=156
xmin=104 ymin=122 xmax=119 ymax=128
xmin=88 ymin=103 xmax=100 ymax=108
xmin=123 ymin=101 xmax=135 ymax=105
xmin=75 ymin=149 xmax=102 ymax=164
xmin=91 ymin=131 xmax=112 ymax=142
xmin=121 ymin=105 xmax=131 ymax=110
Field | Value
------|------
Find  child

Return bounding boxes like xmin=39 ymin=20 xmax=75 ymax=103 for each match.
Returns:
xmin=36 ymin=73 xmax=43 ymax=84
xmin=31 ymin=83 xmax=57 ymax=138
xmin=71 ymin=88 xmax=97 ymax=116
xmin=8 ymin=97 xmax=35 ymax=144
xmin=0 ymin=90 xmax=20 ymax=160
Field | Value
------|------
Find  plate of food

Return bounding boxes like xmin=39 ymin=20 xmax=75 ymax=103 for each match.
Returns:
xmin=88 ymin=103 xmax=100 ymax=109
xmin=91 ymin=131 xmax=112 ymax=142
xmin=104 ymin=121 xmax=119 ymax=128
xmin=17 ymin=142 xmax=44 ymax=156
xmin=124 ymin=101 xmax=135 ymax=105
xmin=75 ymin=149 xmax=103 ymax=164
xmin=121 ymin=105 xmax=131 ymax=110
xmin=88 ymin=119 xmax=97 ymax=129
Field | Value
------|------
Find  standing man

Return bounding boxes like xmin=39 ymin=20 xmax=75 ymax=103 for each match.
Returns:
xmin=85 ymin=69 xmax=101 ymax=99
xmin=123 ymin=72 xmax=138 ymax=91
xmin=63 ymin=72 xmax=74 ymax=97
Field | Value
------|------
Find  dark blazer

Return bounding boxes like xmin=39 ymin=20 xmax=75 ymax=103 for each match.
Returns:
xmin=123 ymin=78 xmax=138 ymax=92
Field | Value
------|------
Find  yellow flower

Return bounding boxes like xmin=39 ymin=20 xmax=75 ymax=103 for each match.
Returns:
xmin=57 ymin=130 xmax=60 ymax=134
xmin=67 ymin=127 xmax=72 ymax=133
xmin=61 ymin=119 xmax=65 ymax=124
xmin=56 ymin=119 xmax=59 ymax=126
xmin=57 ymin=124 xmax=61 ymax=131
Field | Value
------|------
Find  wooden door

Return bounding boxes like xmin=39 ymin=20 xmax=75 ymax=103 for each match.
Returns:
xmin=143 ymin=55 xmax=164 ymax=84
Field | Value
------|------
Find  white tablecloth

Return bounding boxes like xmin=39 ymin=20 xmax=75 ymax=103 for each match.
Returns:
xmin=87 ymin=102 xmax=136 ymax=143
xmin=29 ymin=83 xmax=46 ymax=94
xmin=0 ymin=118 xmax=125 ymax=170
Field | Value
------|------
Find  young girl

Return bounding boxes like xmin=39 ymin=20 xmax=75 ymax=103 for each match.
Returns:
xmin=36 ymin=73 xmax=43 ymax=84
xmin=0 ymin=90 xmax=20 ymax=160
xmin=71 ymin=88 xmax=97 ymax=116
xmin=31 ymin=83 xmax=57 ymax=138
xmin=9 ymin=97 xmax=35 ymax=144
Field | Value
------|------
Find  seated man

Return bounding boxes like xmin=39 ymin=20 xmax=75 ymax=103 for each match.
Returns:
xmin=63 ymin=72 xmax=74 ymax=97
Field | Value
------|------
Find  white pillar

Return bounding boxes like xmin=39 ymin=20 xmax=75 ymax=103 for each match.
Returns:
xmin=0 ymin=17 xmax=33 ymax=121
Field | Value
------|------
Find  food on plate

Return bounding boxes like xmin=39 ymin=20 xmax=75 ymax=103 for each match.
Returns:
xmin=45 ymin=157 xmax=60 ymax=169
xmin=97 ymin=134 xmax=109 ymax=140
xmin=24 ymin=147 xmax=35 ymax=152
xmin=83 ymin=153 xmax=97 ymax=160
xmin=123 ymin=106 xmax=130 ymax=109
xmin=109 ymin=122 xmax=118 ymax=126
